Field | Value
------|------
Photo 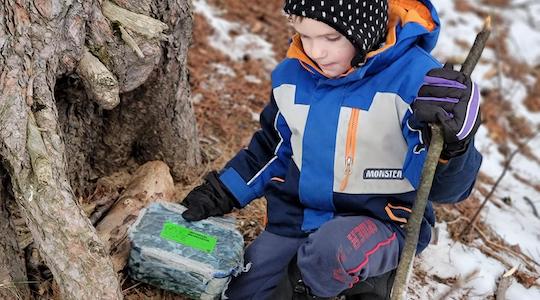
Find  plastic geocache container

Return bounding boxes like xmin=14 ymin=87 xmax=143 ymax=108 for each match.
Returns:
xmin=127 ymin=201 xmax=245 ymax=299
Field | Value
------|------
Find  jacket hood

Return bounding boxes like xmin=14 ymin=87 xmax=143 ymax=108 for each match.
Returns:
xmin=286 ymin=0 xmax=440 ymax=82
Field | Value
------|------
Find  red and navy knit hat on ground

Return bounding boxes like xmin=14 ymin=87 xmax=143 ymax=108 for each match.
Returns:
xmin=284 ymin=0 xmax=389 ymax=66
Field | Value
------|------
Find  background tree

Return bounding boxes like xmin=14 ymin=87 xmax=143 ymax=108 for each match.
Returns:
xmin=0 ymin=0 xmax=199 ymax=298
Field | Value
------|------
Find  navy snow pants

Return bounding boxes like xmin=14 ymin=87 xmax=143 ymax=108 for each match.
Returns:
xmin=225 ymin=216 xmax=401 ymax=299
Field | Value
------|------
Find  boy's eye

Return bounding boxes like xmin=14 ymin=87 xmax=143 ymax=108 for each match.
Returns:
xmin=326 ymin=35 xmax=341 ymax=42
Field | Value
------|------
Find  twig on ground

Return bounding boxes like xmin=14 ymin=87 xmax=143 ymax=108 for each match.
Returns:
xmin=460 ymin=132 xmax=540 ymax=238
xmin=479 ymin=245 xmax=513 ymax=269
xmin=122 ymin=282 xmax=142 ymax=295
xmin=487 ymin=196 xmax=506 ymax=209
xmin=435 ymin=269 xmax=480 ymax=300
xmin=459 ymin=155 xmax=513 ymax=238
xmin=508 ymin=0 xmax=540 ymax=9
xmin=446 ymin=216 xmax=469 ymax=225
xmin=474 ymin=224 xmax=539 ymax=270
xmin=444 ymin=208 xmax=539 ymax=271
xmin=523 ymin=196 xmax=539 ymax=219
xmin=496 ymin=267 xmax=517 ymax=300
xmin=0 ymin=281 xmax=38 ymax=300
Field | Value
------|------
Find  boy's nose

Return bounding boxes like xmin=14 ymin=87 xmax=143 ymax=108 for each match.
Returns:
xmin=310 ymin=43 xmax=327 ymax=60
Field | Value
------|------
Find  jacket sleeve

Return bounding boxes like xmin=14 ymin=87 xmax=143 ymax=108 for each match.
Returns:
xmin=218 ymin=92 xmax=292 ymax=207
xmin=429 ymin=140 xmax=483 ymax=203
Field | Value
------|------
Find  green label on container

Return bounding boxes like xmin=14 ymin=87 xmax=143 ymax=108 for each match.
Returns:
xmin=160 ymin=221 xmax=217 ymax=253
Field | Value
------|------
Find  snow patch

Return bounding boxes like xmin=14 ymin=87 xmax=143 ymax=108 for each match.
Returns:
xmin=191 ymin=93 xmax=204 ymax=104
xmin=193 ymin=0 xmax=277 ymax=70
xmin=244 ymin=75 xmax=262 ymax=84
xmin=211 ymin=63 xmax=237 ymax=77
xmin=417 ymin=223 xmax=540 ymax=299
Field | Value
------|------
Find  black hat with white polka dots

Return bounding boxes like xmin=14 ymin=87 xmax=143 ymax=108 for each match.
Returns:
xmin=284 ymin=0 xmax=389 ymax=66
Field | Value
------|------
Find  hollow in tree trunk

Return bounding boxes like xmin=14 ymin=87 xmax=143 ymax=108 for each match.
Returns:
xmin=0 ymin=0 xmax=199 ymax=298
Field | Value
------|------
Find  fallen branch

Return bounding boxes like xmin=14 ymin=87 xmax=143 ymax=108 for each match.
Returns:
xmin=96 ymin=161 xmax=175 ymax=272
xmin=122 ymin=281 xmax=142 ymax=295
xmin=478 ymin=245 xmax=513 ymax=269
xmin=87 ymin=172 xmax=132 ymax=225
xmin=474 ymin=224 xmax=539 ymax=270
xmin=435 ymin=269 xmax=479 ymax=300
xmin=496 ymin=267 xmax=517 ymax=300
xmin=523 ymin=196 xmax=539 ymax=219
xmin=80 ymin=172 xmax=131 ymax=226
xmin=445 ymin=207 xmax=539 ymax=271
xmin=489 ymin=196 xmax=506 ymax=209
xmin=76 ymin=47 xmax=120 ymax=110
xmin=446 ymin=216 xmax=469 ymax=225
xmin=460 ymin=152 xmax=515 ymax=239
xmin=102 ymin=1 xmax=168 ymax=39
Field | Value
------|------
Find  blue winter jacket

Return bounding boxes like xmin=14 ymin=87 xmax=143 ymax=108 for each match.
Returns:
xmin=218 ymin=0 xmax=482 ymax=253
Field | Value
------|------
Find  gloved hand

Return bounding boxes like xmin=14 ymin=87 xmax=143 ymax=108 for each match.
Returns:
xmin=410 ymin=64 xmax=481 ymax=159
xmin=181 ymin=171 xmax=239 ymax=221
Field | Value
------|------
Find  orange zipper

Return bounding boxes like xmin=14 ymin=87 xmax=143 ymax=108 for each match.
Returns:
xmin=339 ymin=108 xmax=360 ymax=191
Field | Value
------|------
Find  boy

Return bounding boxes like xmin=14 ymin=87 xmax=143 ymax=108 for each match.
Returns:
xmin=182 ymin=0 xmax=482 ymax=299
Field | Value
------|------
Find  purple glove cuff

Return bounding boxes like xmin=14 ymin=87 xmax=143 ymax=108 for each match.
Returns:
xmin=424 ymin=76 xmax=467 ymax=89
xmin=415 ymin=96 xmax=460 ymax=103
xmin=456 ymin=83 xmax=480 ymax=140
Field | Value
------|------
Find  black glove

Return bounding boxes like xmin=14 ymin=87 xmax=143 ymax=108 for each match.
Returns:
xmin=181 ymin=171 xmax=238 ymax=221
xmin=410 ymin=64 xmax=481 ymax=159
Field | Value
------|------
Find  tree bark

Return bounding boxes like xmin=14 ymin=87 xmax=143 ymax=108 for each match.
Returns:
xmin=0 ymin=168 xmax=30 ymax=300
xmin=56 ymin=0 xmax=200 ymax=196
xmin=0 ymin=0 xmax=198 ymax=299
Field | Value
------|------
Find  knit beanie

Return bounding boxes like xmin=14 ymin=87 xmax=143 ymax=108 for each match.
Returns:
xmin=284 ymin=0 xmax=389 ymax=66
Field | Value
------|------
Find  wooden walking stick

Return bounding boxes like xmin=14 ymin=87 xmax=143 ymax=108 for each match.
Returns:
xmin=390 ymin=16 xmax=492 ymax=300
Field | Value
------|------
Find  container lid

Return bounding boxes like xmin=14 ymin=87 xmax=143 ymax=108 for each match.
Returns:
xmin=128 ymin=202 xmax=244 ymax=278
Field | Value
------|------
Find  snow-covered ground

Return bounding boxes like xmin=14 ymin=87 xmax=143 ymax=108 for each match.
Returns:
xmin=193 ymin=0 xmax=540 ymax=298
xmin=418 ymin=1 xmax=540 ymax=299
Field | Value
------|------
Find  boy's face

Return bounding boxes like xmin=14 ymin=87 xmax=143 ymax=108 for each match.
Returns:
xmin=292 ymin=17 xmax=356 ymax=78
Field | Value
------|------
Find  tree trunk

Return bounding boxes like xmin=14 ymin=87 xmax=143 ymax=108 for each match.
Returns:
xmin=0 ymin=168 xmax=30 ymax=300
xmin=56 ymin=0 xmax=200 ymax=196
xmin=0 ymin=0 xmax=198 ymax=299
